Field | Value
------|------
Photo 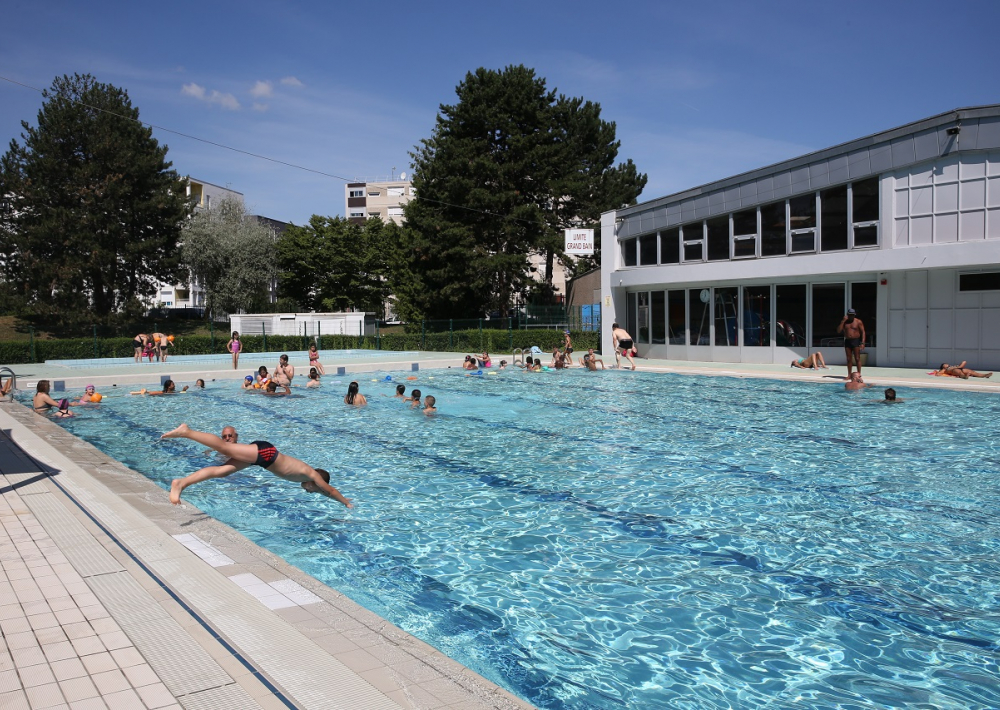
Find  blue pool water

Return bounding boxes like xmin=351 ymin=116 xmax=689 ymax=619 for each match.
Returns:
xmin=42 ymin=371 xmax=1000 ymax=709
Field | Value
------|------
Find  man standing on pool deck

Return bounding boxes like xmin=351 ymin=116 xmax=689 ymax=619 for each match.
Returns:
xmin=837 ymin=308 xmax=866 ymax=379
xmin=612 ymin=323 xmax=636 ymax=370
xmin=162 ymin=424 xmax=352 ymax=508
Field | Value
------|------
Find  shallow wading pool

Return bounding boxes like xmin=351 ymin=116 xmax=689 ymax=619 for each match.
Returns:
xmin=30 ymin=370 xmax=1000 ymax=709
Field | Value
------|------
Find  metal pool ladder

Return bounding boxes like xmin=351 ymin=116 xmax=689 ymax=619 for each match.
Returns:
xmin=0 ymin=366 xmax=17 ymax=401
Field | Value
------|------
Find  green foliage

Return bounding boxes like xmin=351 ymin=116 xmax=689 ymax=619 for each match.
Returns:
xmin=0 ymin=74 xmax=192 ymax=322
xmin=398 ymin=65 xmax=646 ymax=320
xmin=0 ymin=328 xmax=598 ymax=364
xmin=275 ymin=216 xmax=398 ymax=317
xmin=180 ymin=197 xmax=277 ymax=318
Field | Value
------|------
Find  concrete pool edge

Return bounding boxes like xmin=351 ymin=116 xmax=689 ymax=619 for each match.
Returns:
xmin=0 ymin=402 xmax=535 ymax=710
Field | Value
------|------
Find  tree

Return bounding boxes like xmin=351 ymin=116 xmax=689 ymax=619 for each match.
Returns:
xmin=181 ymin=197 xmax=277 ymax=317
xmin=275 ymin=216 xmax=398 ymax=317
xmin=0 ymin=74 xmax=191 ymax=321
xmin=397 ymin=65 xmax=646 ymax=320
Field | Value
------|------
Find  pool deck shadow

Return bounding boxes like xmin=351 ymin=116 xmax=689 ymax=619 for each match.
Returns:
xmin=0 ymin=353 xmax=995 ymax=709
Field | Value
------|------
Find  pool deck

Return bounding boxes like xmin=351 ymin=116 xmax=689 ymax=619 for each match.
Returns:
xmin=0 ymin=352 xmax=996 ymax=710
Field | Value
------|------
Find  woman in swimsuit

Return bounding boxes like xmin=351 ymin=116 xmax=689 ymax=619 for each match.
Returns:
xmin=227 ymin=331 xmax=242 ymax=370
xmin=162 ymin=424 xmax=352 ymax=508
xmin=344 ymin=381 xmax=367 ymax=406
xmin=308 ymin=344 xmax=326 ymax=375
xmin=790 ymin=353 xmax=829 ymax=369
xmin=132 ymin=334 xmax=149 ymax=363
xmin=936 ymin=361 xmax=993 ymax=379
xmin=33 ymin=381 xmax=74 ymax=417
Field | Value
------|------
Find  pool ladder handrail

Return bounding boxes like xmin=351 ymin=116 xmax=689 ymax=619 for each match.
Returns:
xmin=0 ymin=366 xmax=16 ymax=402
xmin=511 ymin=348 xmax=524 ymax=366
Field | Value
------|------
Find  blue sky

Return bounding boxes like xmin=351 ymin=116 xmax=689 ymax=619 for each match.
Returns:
xmin=1 ymin=0 xmax=997 ymax=225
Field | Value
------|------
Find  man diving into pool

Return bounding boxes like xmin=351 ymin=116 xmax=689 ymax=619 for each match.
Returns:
xmin=161 ymin=424 xmax=352 ymax=508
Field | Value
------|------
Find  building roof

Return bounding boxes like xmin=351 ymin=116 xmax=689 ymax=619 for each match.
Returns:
xmin=615 ymin=104 xmax=1000 ymax=229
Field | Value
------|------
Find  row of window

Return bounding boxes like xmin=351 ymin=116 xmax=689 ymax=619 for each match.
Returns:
xmin=624 ymin=282 xmax=877 ymax=349
xmin=348 ymin=187 xmax=414 ymax=198
xmin=621 ymin=178 xmax=880 ymax=266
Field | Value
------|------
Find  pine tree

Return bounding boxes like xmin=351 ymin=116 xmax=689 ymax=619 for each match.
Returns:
xmin=0 ymin=74 xmax=192 ymax=321
xmin=397 ymin=65 xmax=646 ymax=320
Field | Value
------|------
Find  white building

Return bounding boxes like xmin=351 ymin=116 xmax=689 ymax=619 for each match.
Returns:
xmin=154 ymin=178 xmax=243 ymax=309
xmin=601 ymin=105 xmax=1000 ymax=370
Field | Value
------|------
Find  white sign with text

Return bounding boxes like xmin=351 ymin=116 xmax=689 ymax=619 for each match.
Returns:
xmin=564 ymin=228 xmax=595 ymax=255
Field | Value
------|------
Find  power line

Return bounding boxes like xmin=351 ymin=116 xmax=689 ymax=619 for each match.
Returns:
xmin=0 ymin=73 xmax=544 ymax=227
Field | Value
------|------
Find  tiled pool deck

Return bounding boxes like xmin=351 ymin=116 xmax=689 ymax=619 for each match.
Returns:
xmin=0 ymin=352 xmax=996 ymax=709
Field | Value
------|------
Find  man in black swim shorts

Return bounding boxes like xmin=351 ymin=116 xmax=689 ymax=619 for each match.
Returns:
xmin=837 ymin=308 xmax=866 ymax=380
xmin=612 ymin=322 xmax=636 ymax=370
xmin=162 ymin=424 xmax=352 ymax=508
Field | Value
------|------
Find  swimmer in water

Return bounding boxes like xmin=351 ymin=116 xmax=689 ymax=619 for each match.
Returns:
xmin=162 ymin=424 xmax=351 ymax=507
xmin=344 ymin=381 xmax=367 ymax=406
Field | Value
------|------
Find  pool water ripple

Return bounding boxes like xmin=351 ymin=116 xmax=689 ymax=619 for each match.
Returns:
xmin=32 ymin=370 xmax=1000 ymax=709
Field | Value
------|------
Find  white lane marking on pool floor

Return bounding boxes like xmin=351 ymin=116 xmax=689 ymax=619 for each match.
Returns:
xmin=172 ymin=533 xmax=235 ymax=567
xmin=228 ymin=572 xmax=324 ymax=609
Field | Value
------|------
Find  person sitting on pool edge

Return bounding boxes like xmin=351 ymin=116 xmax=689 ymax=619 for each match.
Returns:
xmin=790 ymin=353 xmax=829 ymax=369
xmin=162 ymin=424 xmax=352 ymax=508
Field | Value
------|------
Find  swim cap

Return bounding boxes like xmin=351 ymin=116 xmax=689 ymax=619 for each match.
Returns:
xmin=244 ymin=375 xmax=254 ymax=382
xmin=86 ymin=384 xmax=95 ymax=390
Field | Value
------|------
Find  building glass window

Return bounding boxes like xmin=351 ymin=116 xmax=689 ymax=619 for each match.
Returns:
xmin=850 ymin=282 xmax=877 ymax=346
xmin=706 ymin=216 xmax=729 ymax=261
xmin=639 ymin=234 xmax=657 ymax=265
xmin=621 ymin=238 xmax=637 ymax=267
xmin=349 ymin=189 xmax=364 ymax=198
xmin=732 ymin=208 xmax=757 ymax=259
xmin=349 ymin=210 xmax=364 ymax=218
xmin=689 ymin=289 xmax=711 ymax=346
xmin=959 ymin=272 xmax=1000 ymax=291
xmin=637 ymin=292 xmax=650 ymax=344
xmin=714 ymin=287 xmax=739 ymax=346
xmin=651 ymin=291 xmax=666 ymax=344
xmin=812 ymin=283 xmax=845 ymax=347
xmin=660 ymin=228 xmax=680 ymax=264
xmin=626 ymin=292 xmax=638 ymax=346
xmin=682 ymin=223 xmax=704 ymax=262
xmin=743 ymin=286 xmax=770 ymax=346
xmin=851 ymin=178 xmax=879 ymax=247
xmin=789 ymin=194 xmax=817 ymax=253
xmin=820 ymin=185 xmax=848 ymax=251
xmin=775 ymin=284 xmax=806 ymax=347
xmin=760 ymin=201 xmax=787 ymax=257
xmin=668 ymin=290 xmax=685 ymax=344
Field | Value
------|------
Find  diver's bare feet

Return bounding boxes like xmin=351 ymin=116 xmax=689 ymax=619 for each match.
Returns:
xmin=169 ymin=479 xmax=183 ymax=505
xmin=161 ymin=423 xmax=190 ymax=439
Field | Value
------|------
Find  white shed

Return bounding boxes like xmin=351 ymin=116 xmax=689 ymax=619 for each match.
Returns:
xmin=230 ymin=312 xmax=367 ymax=338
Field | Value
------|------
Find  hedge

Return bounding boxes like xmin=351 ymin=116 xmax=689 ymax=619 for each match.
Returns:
xmin=0 ymin=329 xmax=600 ymax=365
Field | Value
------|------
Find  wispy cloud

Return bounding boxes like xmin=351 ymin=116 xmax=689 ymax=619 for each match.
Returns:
xmin=181 ymin=82 xmax=240 ymax=110
xmin=250 ymin=80 xmax=273 ymax=98
xmin=252 ymin=102 xmax=269 ymax=112
xmin=280 ymin=76 xmax=304 ymax=87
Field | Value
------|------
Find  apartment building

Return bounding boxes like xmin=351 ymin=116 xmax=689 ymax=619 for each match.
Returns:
xmin=601 ymin=105 xmax=1000 ymax=369
xmin=345 ymin=177 xmax=414 ymax=226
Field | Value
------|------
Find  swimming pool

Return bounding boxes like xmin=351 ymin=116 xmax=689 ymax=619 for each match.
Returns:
xmin=43 ymin=371 xmax=1000 ymax=709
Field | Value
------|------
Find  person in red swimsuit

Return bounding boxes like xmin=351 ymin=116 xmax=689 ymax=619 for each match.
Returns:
xmin=162 ymin=424 xmax=352 ymax=508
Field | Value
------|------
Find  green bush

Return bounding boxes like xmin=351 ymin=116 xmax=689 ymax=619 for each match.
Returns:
xmin=0 ymin=328 xmax=600 ymax=365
